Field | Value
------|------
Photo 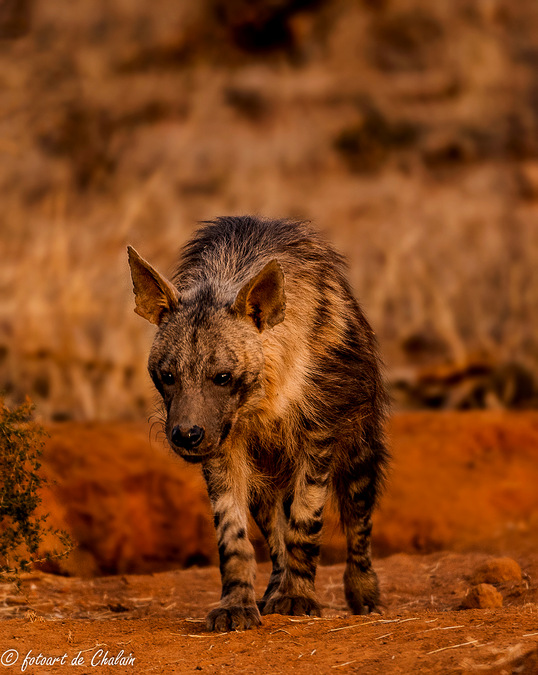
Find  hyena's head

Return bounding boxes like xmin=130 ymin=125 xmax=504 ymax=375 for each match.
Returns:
xmin=127 ymin=246 xmax=285 ymax=463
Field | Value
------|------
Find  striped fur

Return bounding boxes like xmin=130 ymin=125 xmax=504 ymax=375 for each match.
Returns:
xmin=128 ymin=216 xmax=389 ymax=632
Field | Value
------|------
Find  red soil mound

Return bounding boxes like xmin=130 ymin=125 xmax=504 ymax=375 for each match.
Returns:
xmin=39 ymin=423 xmax=216 ymax=576
xmin=38 ymin=412 xmax=538 ymax=576
xmin=373 ymin=412 xmax=538 ymax=556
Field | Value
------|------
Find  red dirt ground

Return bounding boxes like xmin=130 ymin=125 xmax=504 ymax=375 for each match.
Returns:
xmin=1 ymin=412 xmax=538 ymax=673
xmin=1 ymin=553 xmax=537 ymax=674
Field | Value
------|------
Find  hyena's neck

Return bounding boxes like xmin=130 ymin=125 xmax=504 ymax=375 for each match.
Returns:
xmin=255 ymin=323 xmax=312 ymax=425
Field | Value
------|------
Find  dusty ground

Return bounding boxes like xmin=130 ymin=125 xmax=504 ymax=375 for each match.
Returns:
xmin=1 ymin=553 xmax=537 ymax=674
xmin=1 ymin=412 xmax=538 ymax=672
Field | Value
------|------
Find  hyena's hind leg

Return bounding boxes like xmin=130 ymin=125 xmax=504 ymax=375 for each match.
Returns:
xmin=335 ymin=431 xmax=388 ymax=615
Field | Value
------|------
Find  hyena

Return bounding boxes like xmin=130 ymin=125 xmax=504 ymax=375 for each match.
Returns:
xmin=128 ymin=216 xmax=388 ymax=632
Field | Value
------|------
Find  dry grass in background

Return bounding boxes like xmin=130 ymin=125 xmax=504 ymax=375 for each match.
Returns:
xmin=1 ymin=0 xmax=538 ymax=419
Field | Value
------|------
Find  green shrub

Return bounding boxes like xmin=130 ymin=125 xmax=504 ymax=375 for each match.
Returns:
xmin=0 ymin=398 xmax=71 ymax=585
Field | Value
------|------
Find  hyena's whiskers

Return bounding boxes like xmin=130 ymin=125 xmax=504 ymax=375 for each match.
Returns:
xmin=148 ymin=401 xmax=167 ymax=446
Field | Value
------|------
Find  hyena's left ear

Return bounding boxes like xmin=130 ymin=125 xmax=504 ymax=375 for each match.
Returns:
xmin=232 ymin=259 xmax=286 ymax=332
xmin=127 ymin=246 xmax=180 ymax=325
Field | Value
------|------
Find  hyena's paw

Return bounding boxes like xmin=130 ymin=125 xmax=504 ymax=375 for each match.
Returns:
xmin=344 ymin=566 xmax=381 ymax=615
xmin=206 ymin=605 xmax=262 ymax=632
xmin=261 ymin=593 xmax=321 ymax=617
xmin=347 ymin=597 xmax=382 ymax=615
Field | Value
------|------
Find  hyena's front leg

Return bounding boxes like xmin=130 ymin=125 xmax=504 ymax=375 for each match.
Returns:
xmin=249 ymin=491 xmax=286 ymax=612
xmin=261 ymin=464 xmax=329 ymax=617
xmin=203 ymin=462 xmax=261 ymax=632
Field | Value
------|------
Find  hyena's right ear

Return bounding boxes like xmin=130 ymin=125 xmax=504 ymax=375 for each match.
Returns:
xmin=232 ymin=259 xmax=286 ymax=332
xmin=127 ymin=246 xmax=180 ymax=325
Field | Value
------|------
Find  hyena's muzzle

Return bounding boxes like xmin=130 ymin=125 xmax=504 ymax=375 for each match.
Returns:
xmin=168 ymin=421 xmax=213 ymax=463
xmin=170 ymin=423 xmax=205 ymax=453
xmin=165 ymin=395 xmax=227 ymax=464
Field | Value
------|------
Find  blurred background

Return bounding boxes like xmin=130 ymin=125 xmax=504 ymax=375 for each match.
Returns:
xmin=1 ymin=0 xmax=538 ymax=578
xmin=2 ymin=0 xmax=538 ymax=421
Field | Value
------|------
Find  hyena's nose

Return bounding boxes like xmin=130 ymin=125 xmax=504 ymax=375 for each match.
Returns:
xmin=171 ymin=425 xmax=205 ymax=450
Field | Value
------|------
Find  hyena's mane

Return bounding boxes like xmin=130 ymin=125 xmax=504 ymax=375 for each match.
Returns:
xmin=172 ymin=216 xmax=335 ymax=293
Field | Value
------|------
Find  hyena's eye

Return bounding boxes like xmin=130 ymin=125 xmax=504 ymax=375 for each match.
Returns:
xmin=162 ymin=372 xmax=175 ymax=386
xmin=213 ymin=372 xmax=232 ymax=386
